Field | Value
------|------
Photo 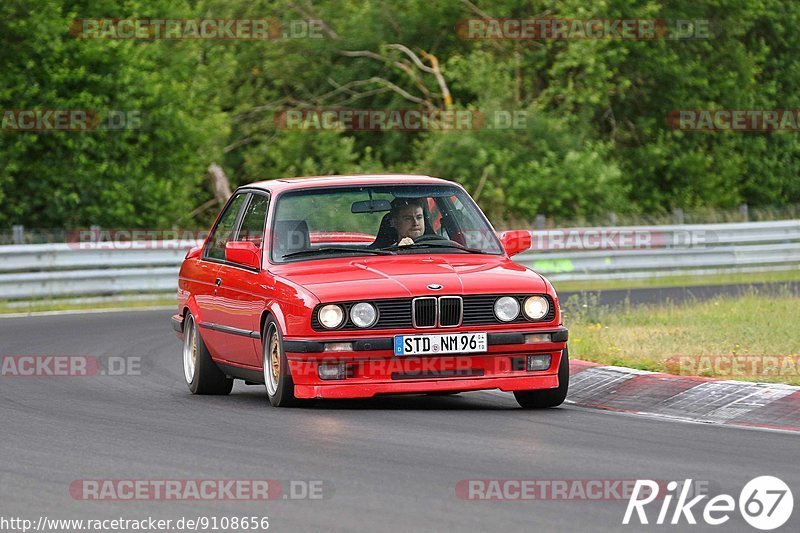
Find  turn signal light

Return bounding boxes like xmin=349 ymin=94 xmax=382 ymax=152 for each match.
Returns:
xmin=524 ymin=333 xmax=552 ymax=344
xmin=324 ymin=342 xmax=353 ymax=352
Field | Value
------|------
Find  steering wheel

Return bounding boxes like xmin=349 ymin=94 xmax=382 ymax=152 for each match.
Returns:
xmin=413 ymin=234 xmax=462 ymax=247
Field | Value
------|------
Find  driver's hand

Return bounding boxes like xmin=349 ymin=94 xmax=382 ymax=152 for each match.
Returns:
xmin=398 ymin=237 xmax=414 ymax=246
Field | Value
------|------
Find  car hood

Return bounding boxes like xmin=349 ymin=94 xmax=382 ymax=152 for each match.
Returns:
xmin=268 ymin=255 xmax=547 ymax=302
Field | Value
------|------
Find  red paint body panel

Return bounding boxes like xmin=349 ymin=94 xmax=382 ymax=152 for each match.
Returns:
xmin=175 ymin=175 xmax=566 ymax=400
xmin=287 ymin=347 xmax=564 ymax=399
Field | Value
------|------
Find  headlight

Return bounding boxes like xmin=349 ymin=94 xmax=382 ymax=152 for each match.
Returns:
xmin=318 ymin=304 xmax=344 ymax=329
xmin=350 ymin=302 xmax=377 ymax=328
xmin=523 ymin=296 xmax=549 ymax=320
xmin=494 ymin=296 xmax=520 ymax=322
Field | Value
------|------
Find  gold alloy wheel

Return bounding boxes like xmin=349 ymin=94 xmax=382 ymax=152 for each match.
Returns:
xmin=270 ymin=332 xmax=280 ymax=384
xmin=182 ymin=316 xmax=198 ymax=384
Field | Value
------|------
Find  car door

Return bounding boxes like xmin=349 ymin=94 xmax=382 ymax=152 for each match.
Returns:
xmin=197 ymin=191 xmax=250 ymax=359
xmin=212 ymin=191 xmax=274 ymax=368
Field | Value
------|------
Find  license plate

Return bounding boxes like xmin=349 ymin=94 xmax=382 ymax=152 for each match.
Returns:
xmin=394 ymin=332 xmax=487 ymax=356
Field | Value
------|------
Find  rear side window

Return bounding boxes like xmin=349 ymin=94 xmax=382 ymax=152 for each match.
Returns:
xmin=236 ymin=193 xmax=270 ymax=247
xmin=204 ymin=193 xmax=248 ymax=261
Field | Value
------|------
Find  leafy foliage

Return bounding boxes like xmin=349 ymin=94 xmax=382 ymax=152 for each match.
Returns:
xmin=2 ymin=0 xmax=799 ymax=228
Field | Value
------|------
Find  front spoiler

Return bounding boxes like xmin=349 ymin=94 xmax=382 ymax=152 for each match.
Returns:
xmin=294 ymin=374 xmax=559 ymax=399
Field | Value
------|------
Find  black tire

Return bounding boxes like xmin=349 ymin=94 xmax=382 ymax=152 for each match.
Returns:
xmin=263 ymin=318 xmax=300 ymax=407
xmin=513 ymin=346 xmax=570 ymax=409
xmin=182 ymin=312 xmax=233 ymax=395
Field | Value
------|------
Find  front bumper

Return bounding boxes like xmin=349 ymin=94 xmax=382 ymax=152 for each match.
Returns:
xmin=285 ymin=327 xmax=568 ymax=399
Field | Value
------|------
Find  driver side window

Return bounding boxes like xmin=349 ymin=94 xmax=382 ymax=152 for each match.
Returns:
xmin=236 ymin=193 xmax=269 ymax=248
xmin=204 ymin=193 xmax=248 ymax=261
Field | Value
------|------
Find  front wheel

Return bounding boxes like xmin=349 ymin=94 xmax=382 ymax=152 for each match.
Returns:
xmin=263 ymin=318 xmax=299 ymax=407
xmin=182 ymin=312 xmax=233 ymax=395
xmin=514 ymin=346 xmax=569 ymax=409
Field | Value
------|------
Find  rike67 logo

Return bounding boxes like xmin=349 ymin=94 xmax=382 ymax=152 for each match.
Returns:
xmin=624 ymin=476 xmax=793 ymax=530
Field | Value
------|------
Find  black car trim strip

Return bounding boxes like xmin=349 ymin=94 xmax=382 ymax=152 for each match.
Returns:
xmin=283 ymin=328 xmax=568 ymax=353
xmin=216 ymin=362 xmax=265 ymax=383
xmin=198 ymin=322 xmax=260 ymax=339
xmin=283 ymin=338 xmax=395 ymax=353
xmin=284 ymin=340 xmax=325 ymax=353
xmin=488 ymin=328 xmax=569 ymax=344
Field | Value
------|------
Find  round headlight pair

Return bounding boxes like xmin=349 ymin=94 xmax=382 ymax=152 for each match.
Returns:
xmin=494 ymin=296 xmax=520 ymax=322
xmin=523 ymin=296 xmax=549 ymax=320
xmin=493 ymin=295 xmax=549 ymax=322
xmin=318 ymin=302 xmax=377 ymax=329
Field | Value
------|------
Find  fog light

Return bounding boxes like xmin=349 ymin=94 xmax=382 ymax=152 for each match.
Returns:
xmin=318 ymin=363 xmax=347 ymax=380
xmin=524 ymin=333 xmax=552 ymax=344
xmin=324 ymin=342 xmax=353 ymax=352
xmin=526 ymin=354 xmax=552 ymax=371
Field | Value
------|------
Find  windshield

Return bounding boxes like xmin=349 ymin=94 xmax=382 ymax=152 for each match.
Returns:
xmin=270 ymin=184 xmax=504 ymax=263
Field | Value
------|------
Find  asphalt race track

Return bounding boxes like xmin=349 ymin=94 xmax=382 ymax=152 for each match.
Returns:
xmin=1 ymin=310 xmax=798 ymax=532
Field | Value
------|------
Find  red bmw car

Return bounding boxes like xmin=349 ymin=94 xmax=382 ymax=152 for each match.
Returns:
xmin=172 ymin=175 xmax=569 ymax=408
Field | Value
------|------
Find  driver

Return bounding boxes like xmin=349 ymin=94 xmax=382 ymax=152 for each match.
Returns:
xmin=390 ymin=198 xmax=425 ymax=246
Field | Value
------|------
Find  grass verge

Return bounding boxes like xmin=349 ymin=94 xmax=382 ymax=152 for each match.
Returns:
xmin=552 ymin=268 xmax=800 ymax=292
xmin=565 ymin=288 xmax=800 ymax=385
xmin=0 ymin=295 xmax=175 ymax=315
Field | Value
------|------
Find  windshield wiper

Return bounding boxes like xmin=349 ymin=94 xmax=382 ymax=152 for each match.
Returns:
xmin=282 ymin=246 xmax=395 ymax=259
xmin=381 ymin=242 xmax=486 ymax=254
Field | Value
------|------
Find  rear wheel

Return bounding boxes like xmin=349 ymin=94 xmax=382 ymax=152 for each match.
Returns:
xmin=182 ymin=313 xmax=233 ymax=395
xmin=263 ymin=318 xmax=299 ymax=407
xmin=514 ymin=346 xmax=569 ymax=409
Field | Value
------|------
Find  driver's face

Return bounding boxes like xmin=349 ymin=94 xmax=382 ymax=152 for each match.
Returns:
xmin=392 ymin=205 xmax=424 ymax=239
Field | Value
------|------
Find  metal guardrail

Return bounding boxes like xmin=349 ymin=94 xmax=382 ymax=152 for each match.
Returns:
xmin=0 ymin=221 xmax=798 ymax=299
xmin=513 ymin=220 xmax=800 ymax=281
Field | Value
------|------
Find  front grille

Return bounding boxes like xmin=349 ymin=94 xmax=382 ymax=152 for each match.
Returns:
xmin=311 ymin=294 xmax=555 ymax=331
xmin=413 ymin=297 xmax=437 ymax=328
xmin=439 ymin=296 xmax=462 ymax=327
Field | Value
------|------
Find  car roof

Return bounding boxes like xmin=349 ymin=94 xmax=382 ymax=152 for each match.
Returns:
xmin=240 ymin=174 xmax=459 ymax=193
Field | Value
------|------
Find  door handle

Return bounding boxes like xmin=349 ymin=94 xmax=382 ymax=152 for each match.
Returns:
xmin=215 ymin=278 xmax=222 ymax=286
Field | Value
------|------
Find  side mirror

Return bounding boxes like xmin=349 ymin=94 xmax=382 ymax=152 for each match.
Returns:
xmin=225 ymin=241 xmax=262 ymax=269
xmin=185 ymin=246 xmax=202 ymax=260
xmin=500 ymin=230 xmax=532 ymax=257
